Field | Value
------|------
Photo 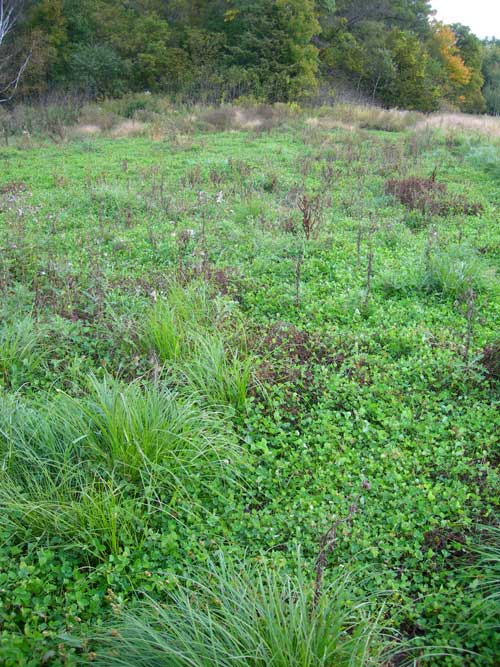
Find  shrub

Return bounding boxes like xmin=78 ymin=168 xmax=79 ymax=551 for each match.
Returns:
xmin=93 ymin=554 xmax=393 ymax=667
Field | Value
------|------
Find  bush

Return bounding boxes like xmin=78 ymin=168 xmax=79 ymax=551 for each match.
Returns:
xmin=93 ymin=553 xmax=393 ymax=667
xmin=68 ymin=44 xmax=127 ymax=98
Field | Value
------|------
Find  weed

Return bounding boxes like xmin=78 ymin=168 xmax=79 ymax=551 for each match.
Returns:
xmin=480 ymin=343 xmax=500 ymax=382
xmin=294 ymin=244 xmax=305 ymax=307
xmin=385 ymin=176 xmax=483 ymax=217
xmin=298 ymin=192 xmax=324 ymax=240
xmin=385 ymin=176 xmax=446 ymax=213
xmin=0 ymin=101 xmax=498 ymax=666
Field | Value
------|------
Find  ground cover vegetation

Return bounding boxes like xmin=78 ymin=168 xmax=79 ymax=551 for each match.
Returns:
xmin=1 ymin=1 xmax=500 ymax=114
xmin=0 ymin=100 xmax=499 ymax=665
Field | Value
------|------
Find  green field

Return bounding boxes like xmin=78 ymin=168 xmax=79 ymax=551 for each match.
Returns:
xmin=0 ymin=106 xmax=499 ymax=665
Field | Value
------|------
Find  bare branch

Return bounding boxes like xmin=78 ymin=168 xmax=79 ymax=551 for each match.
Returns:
xmin=0 ymin=0 xmax=29 ymax=103
xmin=0 ymin=0 xmax=18 ymax=45
xmin=313 ymin=498 xmax=359 ymax=609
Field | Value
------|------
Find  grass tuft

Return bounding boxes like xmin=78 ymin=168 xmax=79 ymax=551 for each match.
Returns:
xmin=0 ymin=377 xmax=238 ymax=556
xmin=0 ymin=317 xmax=45 ymax=390
xmin=94 ymin=553 xmax=394 ymax=667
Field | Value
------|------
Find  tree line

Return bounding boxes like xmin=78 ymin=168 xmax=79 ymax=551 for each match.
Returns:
xmin=1 ymin=0 xmax=499 ymax=113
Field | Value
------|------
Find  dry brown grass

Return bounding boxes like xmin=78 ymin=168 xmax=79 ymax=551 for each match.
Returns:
xmin=305 ymin=117 xmax=355 ymax=132
xmin=198 ymin=104 xmax=298 ymax=133
xmin=314 ymin=104 xmax=423 ymax=132
xmin=71 ymin=123 xmax=101 ymax=137
xmin=110 ymin=120 xmax=148 ymax=138
xmin=311 ymin=106 xmax=500 ymax=137
xmin=415 ymin=113 xmax=500 ymax=137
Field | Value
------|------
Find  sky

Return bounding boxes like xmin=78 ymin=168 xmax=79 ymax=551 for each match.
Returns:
xmin=431 ymin=1 xmax=500 ymax=39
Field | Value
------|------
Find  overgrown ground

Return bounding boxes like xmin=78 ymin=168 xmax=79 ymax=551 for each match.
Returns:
xmin=0 ymin=103 xmax=499 ymax=666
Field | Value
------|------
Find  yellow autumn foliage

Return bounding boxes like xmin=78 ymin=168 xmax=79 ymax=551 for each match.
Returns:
xmin=432 ymin=24 xmax=471 ymax=86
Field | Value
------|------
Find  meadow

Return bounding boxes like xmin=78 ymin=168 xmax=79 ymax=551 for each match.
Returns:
xmin=0 ymin=99 xmax=499 ymax=666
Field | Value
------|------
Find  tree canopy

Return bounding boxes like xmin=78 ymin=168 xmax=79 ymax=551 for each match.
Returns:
xmin=2 ymin=0 xmax=498 ymax=112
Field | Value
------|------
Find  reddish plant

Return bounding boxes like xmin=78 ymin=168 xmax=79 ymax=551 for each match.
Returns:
xmin=385 ymin=175 xmax=483 ymax=217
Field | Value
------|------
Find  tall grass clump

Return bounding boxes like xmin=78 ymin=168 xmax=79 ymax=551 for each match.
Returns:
xmin=183 ymin=336 xmax=252 ymax=411
xmin=466 ymin=144 xmax=500 ymax=179
xmin=421 ymin=244 xmax=495 ymax=298
xmin=62 ymin=375 xmax=236 ymax=485
xmin=0 ymin=377 xmax=238 ymax=557
xmin=0 ymin=393 xmax=131 ymax=556
xmin=0 ymin=316 xmax=45 ymax=389
xmin=377 ymin=244 xmax=496 ymax=300
xmin=471 ymin=526 xmax=500 ymax=622
xmin=94 ymin=554 xmax=393 ymax=667
xmin=140 ymin=284 xmax=252 ymax=410
xmin=141 ymin=284 xmax=215 ymax=363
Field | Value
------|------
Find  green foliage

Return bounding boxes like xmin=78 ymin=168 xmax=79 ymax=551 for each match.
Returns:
xmin=223 ymin=0 xmax=320 ymax=100
xmin=482 ymin=39 xmax=500 ymax=114
xmin=0 ymin=106 xmax=499 ymax=667
xmin=68 ymin=44 xmax=127 ymax=97
xmin=452 ymin=24 xmax=486 ymax=113
xmin=6 ymin=0 xmax=495 ymax=111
